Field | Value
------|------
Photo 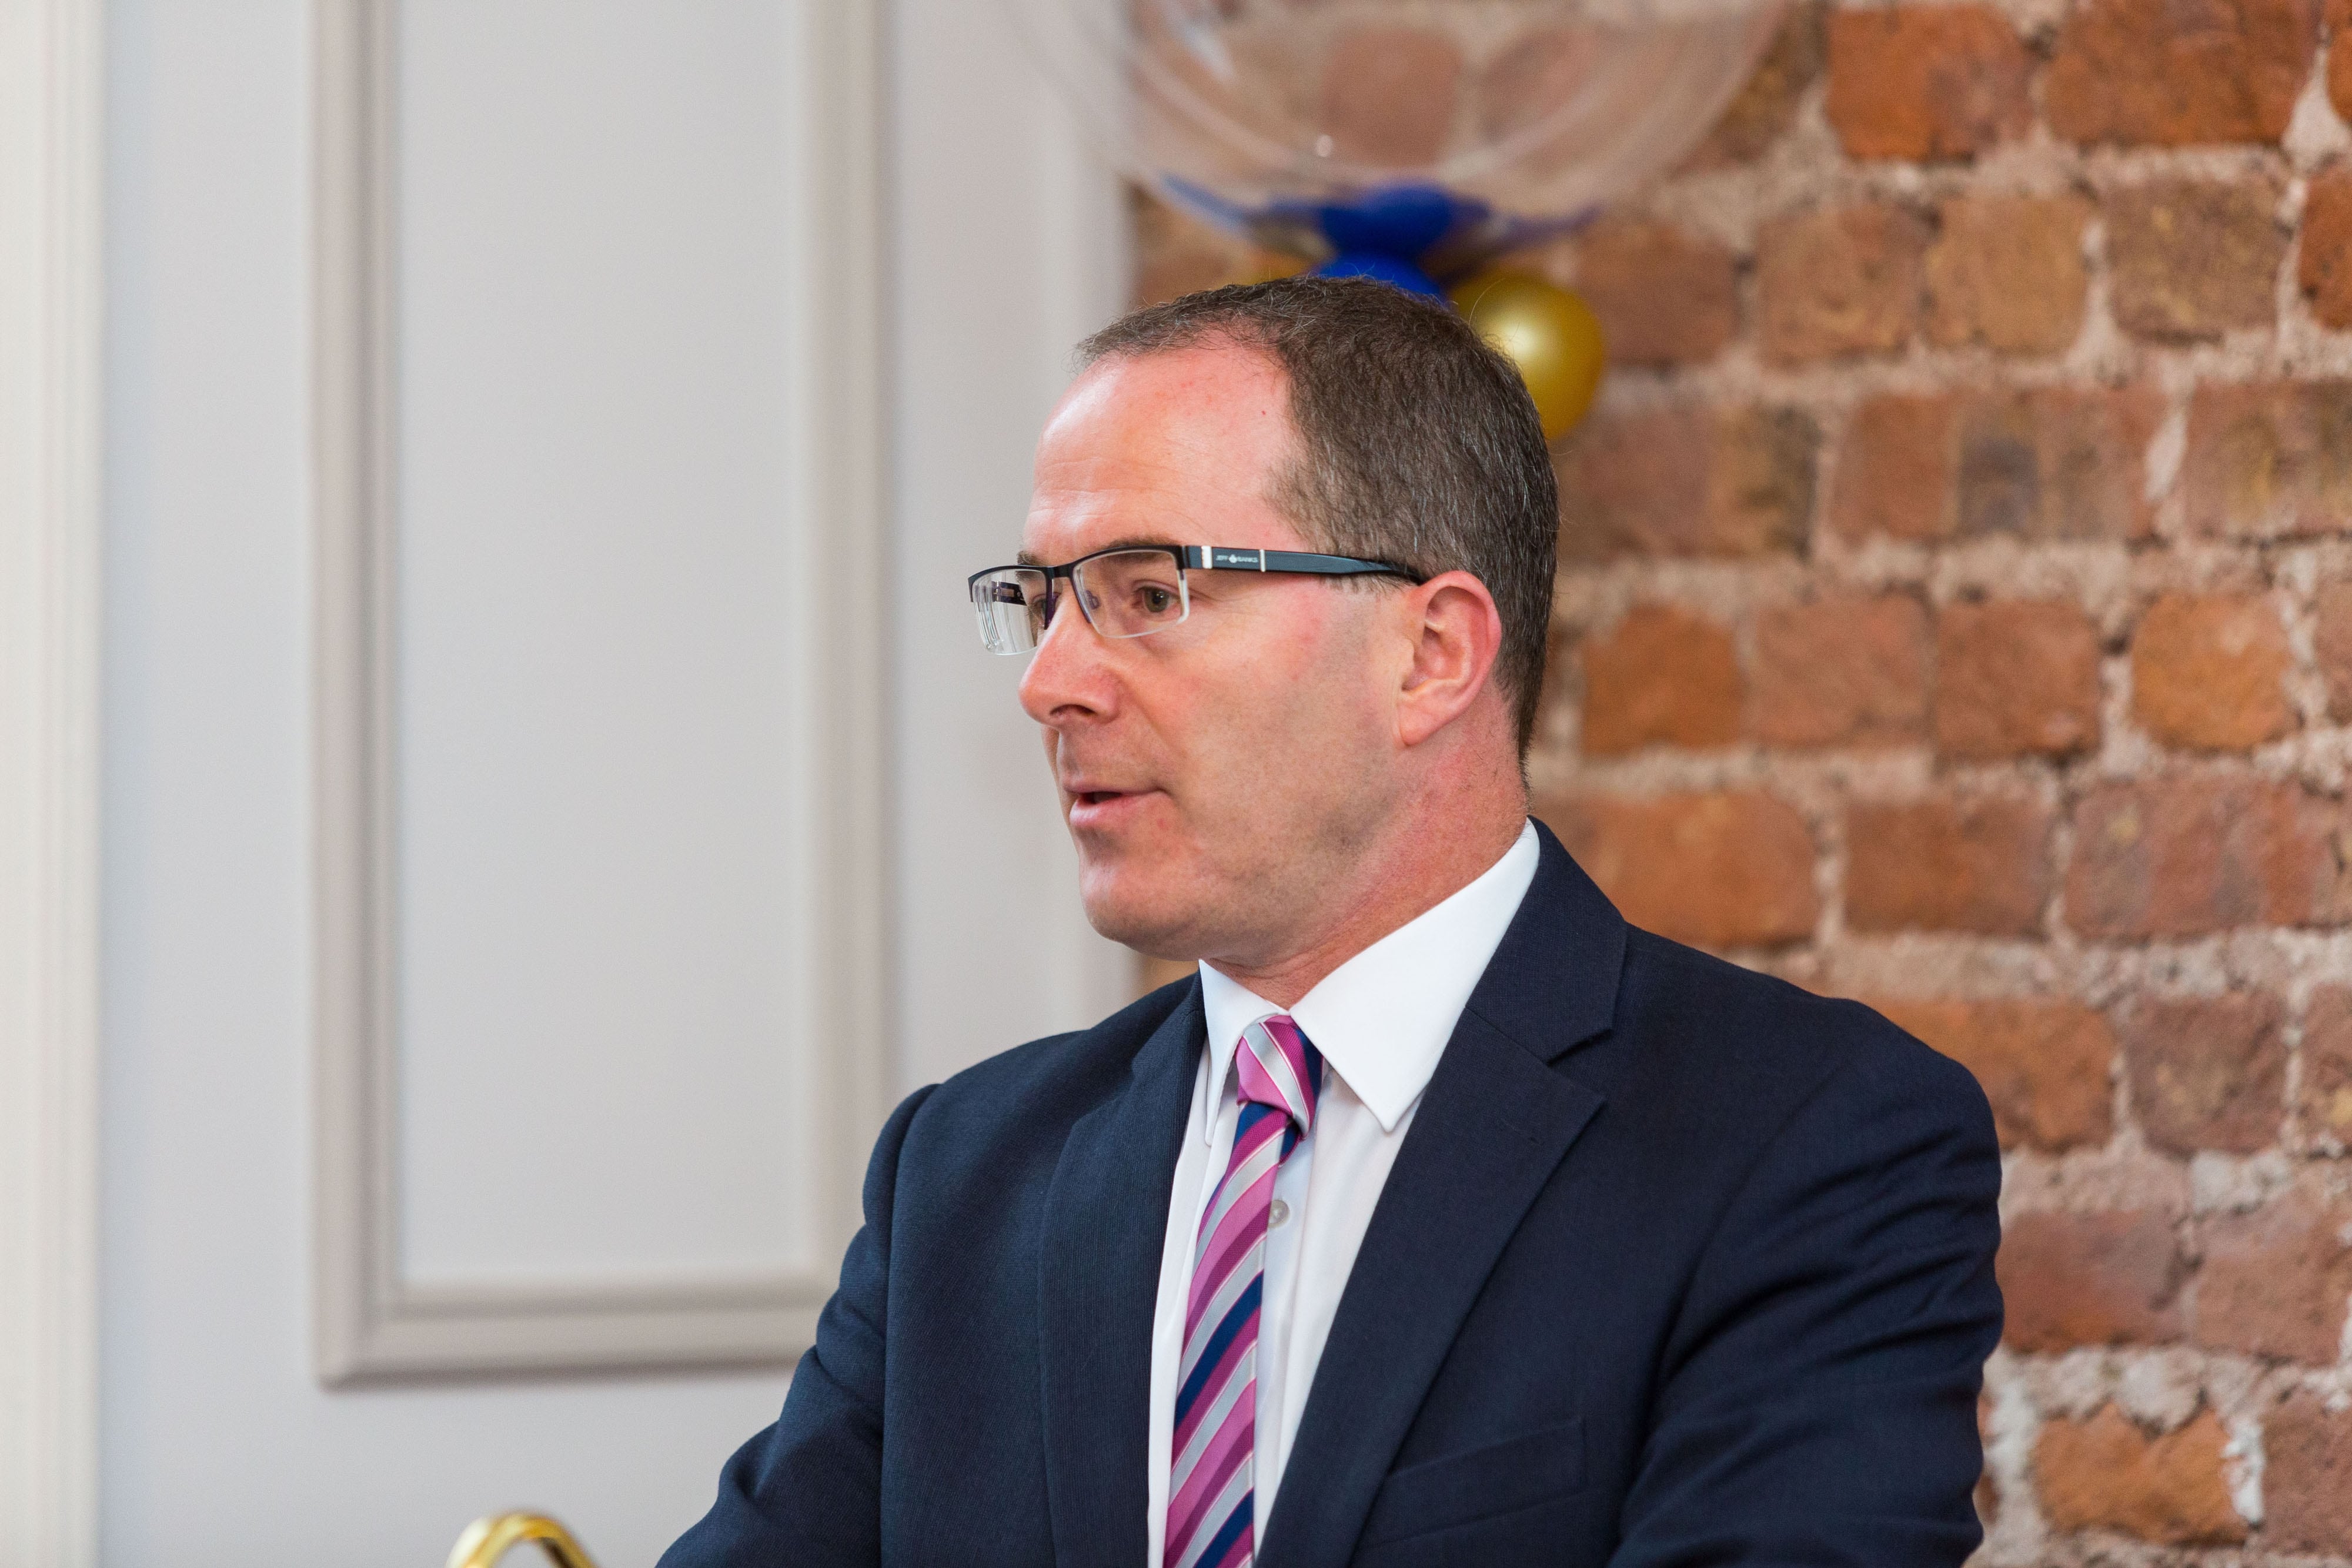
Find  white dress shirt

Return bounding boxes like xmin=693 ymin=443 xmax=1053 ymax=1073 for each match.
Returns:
xmin=1142 ymin=821 xmax=1541 ymax=1565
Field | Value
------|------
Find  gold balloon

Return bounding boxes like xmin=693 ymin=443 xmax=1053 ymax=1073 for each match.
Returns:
xmin=1447 ymin=269 xmax=1608 ymax=440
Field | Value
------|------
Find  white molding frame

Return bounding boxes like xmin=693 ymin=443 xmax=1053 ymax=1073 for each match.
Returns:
xmin=0 ymin=0 xmax=103 ymax=1556
xmin=312 ymin=0 xmax=890 ymax=1383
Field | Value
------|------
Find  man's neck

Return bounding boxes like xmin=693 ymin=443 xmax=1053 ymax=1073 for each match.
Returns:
xmin=1204 ymin=801 xmax=1528 ymax=1009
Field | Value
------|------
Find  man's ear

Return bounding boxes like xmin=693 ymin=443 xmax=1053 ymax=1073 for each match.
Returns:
xmin=1394 ymin=570 xmax=1505 ymax=748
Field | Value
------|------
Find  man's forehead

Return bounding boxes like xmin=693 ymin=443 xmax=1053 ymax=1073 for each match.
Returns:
xmin=1024 ymin=344 xmax=1297 ymax=552
xmin=1040 ymin=345 xmax=1291 ymax=471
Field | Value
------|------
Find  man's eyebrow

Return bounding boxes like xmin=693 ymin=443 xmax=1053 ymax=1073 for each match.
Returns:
xmin=1013 ymin=536 xmax=1185 ymax=569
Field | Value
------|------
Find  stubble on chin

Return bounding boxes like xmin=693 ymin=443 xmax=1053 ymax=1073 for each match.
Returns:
xmin=1071 ymin=840 xmax=1171 ymax=956
xmin=1070 ymin=831 xmax=1223 ymax=961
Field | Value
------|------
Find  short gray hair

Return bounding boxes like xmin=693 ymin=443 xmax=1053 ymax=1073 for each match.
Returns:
xmin=1077 ymin=275 xmax=1558 ymax=754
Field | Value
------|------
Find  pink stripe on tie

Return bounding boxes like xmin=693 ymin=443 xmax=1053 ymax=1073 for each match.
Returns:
xmin=1165 ymin=1015 xmax=1321 ymax=1568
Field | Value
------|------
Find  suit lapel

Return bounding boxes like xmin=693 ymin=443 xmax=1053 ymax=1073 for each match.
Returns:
xmin=1038 ymin=984 xmax=1203 ymax=1565
xmin=1260 ymin=827 xmax=1626 ymax=1568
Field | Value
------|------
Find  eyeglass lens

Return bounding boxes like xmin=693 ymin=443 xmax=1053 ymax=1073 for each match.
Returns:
xmin=970 ymin=549 xmax=1191 ymax=653
xmin=973 ymin=567 xmax=1051 ymax=654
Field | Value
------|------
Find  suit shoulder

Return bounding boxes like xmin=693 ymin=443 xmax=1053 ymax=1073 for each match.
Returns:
xmin=908 ymin=975 xmax=1195 ymax=1136
xmin=1610 ymin=927 xmax=1988 ymax=1136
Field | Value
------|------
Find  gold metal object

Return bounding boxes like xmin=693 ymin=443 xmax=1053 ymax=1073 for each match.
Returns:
xmin=446 ymin=1512 xmax=603 ymax=1568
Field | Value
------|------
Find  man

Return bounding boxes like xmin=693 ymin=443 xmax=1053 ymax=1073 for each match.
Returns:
xmin=664 ymin=277 xmax=2002 ymax=1567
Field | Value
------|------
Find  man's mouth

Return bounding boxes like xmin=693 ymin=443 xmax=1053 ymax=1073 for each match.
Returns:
xmin=1064 ymin=783 xmax=1158 ymax=828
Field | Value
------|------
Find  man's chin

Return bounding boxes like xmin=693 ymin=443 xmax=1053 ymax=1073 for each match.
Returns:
xmin=1074 ymin=862 xmax=1210 ymax=961
xmin=1077 ymin=895 xmax=1192 ymax=959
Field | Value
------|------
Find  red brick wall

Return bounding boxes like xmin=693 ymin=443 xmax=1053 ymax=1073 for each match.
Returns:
xmin=1132 ymin=0 xmax=2352 ymax=1555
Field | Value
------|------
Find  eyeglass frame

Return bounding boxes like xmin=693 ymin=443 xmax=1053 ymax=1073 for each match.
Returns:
xmin=966 ymin=543 xmax=1428 ymax=653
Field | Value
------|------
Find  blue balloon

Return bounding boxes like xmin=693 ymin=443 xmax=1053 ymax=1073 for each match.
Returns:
xmin=1310 ymin=252 xmax=1445 ymax=299
xmin=1317 ymin=184 xmax=1469 ymax=262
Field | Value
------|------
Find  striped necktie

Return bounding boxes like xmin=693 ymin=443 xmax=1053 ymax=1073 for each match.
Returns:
xmin=1167 ymin=1014 xmax=1323 ymax=1568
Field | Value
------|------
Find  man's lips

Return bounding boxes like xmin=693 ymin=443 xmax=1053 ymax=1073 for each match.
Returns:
xmin=1063 ymin=783 xmax=1162 ymax=829
xmin=1060 ymin=776 xmax=1147 ymax=802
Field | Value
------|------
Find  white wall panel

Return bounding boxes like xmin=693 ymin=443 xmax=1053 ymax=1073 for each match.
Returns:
xmin=310 ymin=0 xmax=884 ymax=1379
xmin=105 ymin=5 xmax=805 ymax=1559
xmin=394 ymin=1 xmax=815 ymax=1288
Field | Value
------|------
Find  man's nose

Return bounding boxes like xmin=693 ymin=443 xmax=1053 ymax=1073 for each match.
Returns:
xmin=1017 ymin=593 xmax=1116 ymax=727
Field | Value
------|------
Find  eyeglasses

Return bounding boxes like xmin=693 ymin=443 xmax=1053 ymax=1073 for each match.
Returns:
xmin=968 ymin=544 xmax=1424 ymax=655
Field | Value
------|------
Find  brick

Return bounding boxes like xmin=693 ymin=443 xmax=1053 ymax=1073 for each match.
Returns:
xmin=2107 ymin=180 xmax=2286 ymax=342
xmin=1825 ymin=5 xmax=2034 ymax=161
xmin=2301 ymin=984 xmax=2352 ymax=1142
xmin=1750 ymin=595 xmax=1929 ymax=748
xmin=2266 ymin=1391 xmax=2352 ymax=1553
xmin=2313 ymin=581 xmax=2352 ymax=720
xmin=2193 ymin=1193 xmax=2352 ymax=1361
xmin=2033 ymin=1406 xmax=2247 ymax=1544
xmin=1998 ymin=1209 xmax=2186 ymax=1349
xmin=1558 ymin=404 xmax=1818 ymax=559
xmin=1954 ymin=397 xmax=2044 ymax=540
xmin=2047 ymin=0 xmax=2320 ymax=147
xmin=1320 ymin=27 xmax=1462 ymax=166
xmin=1936 ymin=599 xmax=2103 ymax=761
xmin=1956 ymin=386 xmax=2161 ymax=542
xmin=1539 ymin=791 xmax=1818 ymax=949
xmin=1877 ymin=998 xmax=2116 ymax=1149
xmin=2129 ymin=591 xmax=2294 ymax=750
xmin=2183 ymin=380 xmax=2352 ymax=539
xmin=1558 ymin=407 xmax=1706 ymax=560
xmin=2122 ymin=992 xmax=2287 ymax=1155
xmin=2301 ymin=168 xmax=2352 ymax=330
xmin=2336 ymin=22 xmax=2352 ymax=126
xmin=1756 ymin=205 xmax=1927 ymax=363
xmin=1707 ymin=409 xmax=1822 ymax=559
xmin=1831 ymin=393 xmax=1957 ymax=543
xmin=1682 ymin=1 xmax=1825 ymax=169
xmin=1580 ymin=604 xmax=1742 ymax=754
xmin=1571 ymin=219 xmax=1739 ymax=367
xmin=2068 ymin=777 xmax=2340 ymax=938
xmin=1923 ymin=195 xmax=2091 ymax=355
xmin=1845 ymin=797 xmax=2053 ymax=935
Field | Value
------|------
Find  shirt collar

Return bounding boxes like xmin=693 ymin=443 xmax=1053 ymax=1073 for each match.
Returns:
xmin=1195 ymin=820 xmax=1541 ymax=1138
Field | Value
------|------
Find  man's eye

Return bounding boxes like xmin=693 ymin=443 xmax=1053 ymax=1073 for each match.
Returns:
xmin=1138 ymin=585 xmax=1177 ymax=614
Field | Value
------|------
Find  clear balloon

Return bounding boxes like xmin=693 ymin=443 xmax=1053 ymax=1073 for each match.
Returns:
xmin=1004 ymin=0 xmax=1785 ymax=276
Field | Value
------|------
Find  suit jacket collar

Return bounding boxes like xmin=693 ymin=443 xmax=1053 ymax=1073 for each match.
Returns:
xmin=1038 ymin=982 xmax=1202 ymax=1564
xmin=1463 ymin=819 xmax=1628 ymax=1065
xmin=1260 ymin=822 xmax=1625 ymax=1568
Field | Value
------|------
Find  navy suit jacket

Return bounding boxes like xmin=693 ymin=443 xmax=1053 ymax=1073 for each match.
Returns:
xmin=664 ymin=824 xmax=2003 ymax=1566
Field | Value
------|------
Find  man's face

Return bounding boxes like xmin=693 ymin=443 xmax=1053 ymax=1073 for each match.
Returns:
xmin=1018 ymin=345 xmax=1409 ymax=964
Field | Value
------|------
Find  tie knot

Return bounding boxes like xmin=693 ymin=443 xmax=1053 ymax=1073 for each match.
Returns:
xmin=1236 ymin=1014 xmax=1322 ymax=1134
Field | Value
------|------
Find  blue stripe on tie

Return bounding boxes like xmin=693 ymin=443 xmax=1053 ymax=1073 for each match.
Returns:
xmin=1197 ymin=1490 xmax=1254 ymax=1567
xmin=1279 ymin=1048 xmax=1317 ymax=1161
xmin=1237 ymin=1097 xmax=1296 ymax=1176
xmin=1275 ymin=1045 xmax=1322 ymax=1159
xmin=1175 ymin=1273 xmax=1262 ymax=1423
